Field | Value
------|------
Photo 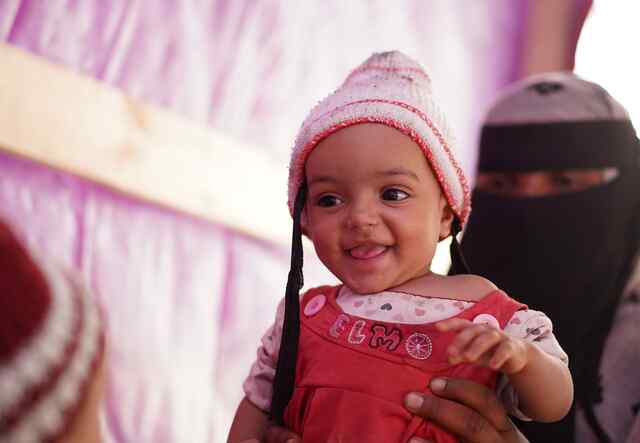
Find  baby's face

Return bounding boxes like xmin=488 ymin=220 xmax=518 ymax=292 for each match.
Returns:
xmin=304 ymin=123 xmax=452 ymax=294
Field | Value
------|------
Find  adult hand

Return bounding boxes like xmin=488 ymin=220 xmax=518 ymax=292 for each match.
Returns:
xmin=405 ymin=377 xmax=528 ymax=443
xmin=262 ymin=377 xmax=528 ymax=443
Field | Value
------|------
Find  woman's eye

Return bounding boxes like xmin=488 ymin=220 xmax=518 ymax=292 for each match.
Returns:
xmin=316 ymin=195 xmax=342 ymax=207
xmin=551 ymin=174 xmax=575 ymax=188
xmin=488 ymin=177 xmax=510 ymax=191
xmin=476 ymin=173 xmax=511 ymax=193
xmin=382 ymin=188 xmax=409 ymax=201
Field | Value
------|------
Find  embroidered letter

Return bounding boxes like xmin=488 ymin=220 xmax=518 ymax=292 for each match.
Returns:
xmin=369 ymin=324 xmax=402 ymax=351
xmin=405 ymin=333 xmax=432 ymax=360
xmin=329 ymin=314 xmax=350 ymax=338
xmin=348 ymin=320 xmax=367 ymax=344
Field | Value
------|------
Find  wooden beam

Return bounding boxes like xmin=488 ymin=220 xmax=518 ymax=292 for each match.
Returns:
xmin=0 ymin=44 xmax=290 ymax=243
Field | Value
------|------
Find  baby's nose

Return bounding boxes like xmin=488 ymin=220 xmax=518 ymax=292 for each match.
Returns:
xmin=345 ymin=204 xmax=379 ymax=230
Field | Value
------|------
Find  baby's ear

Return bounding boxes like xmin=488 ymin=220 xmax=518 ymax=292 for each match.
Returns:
xmin=438 ymin=202 xmax=454 ymax=241
xmin=300 ymin=207 xmax=309 ymax=237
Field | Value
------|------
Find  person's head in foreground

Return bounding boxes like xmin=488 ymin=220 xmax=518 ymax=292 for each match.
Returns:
xmin=451 ymin=71 xmax=640 ymax=443
xmin=0 ymin=221 xmax=105 ymax=443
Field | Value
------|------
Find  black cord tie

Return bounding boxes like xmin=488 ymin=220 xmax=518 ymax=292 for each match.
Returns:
xmin=270 ymin=185 xmax=306 ymax=424
xmin=449 ymin=217 xmax=470 ymax=274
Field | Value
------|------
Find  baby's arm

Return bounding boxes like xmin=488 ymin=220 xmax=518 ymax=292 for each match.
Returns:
xmin=227 ymin=298 xmax=286 ymax=442
xmin=437 ymin=315 xmax=573 ymax=422
xmin=227 ymin=397 xmax=270 ymax=443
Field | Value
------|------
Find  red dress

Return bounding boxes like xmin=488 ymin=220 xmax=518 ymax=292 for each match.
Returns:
xmin=284 ymin=285 xmax=525 ymax=443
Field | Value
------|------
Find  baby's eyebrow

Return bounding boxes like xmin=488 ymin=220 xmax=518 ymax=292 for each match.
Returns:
xmin=307 ymin=168 xmax=420 ymax=187
xmin=377 ymin=168 xmax=420 ymax=181
xmin=307 ymin=175 xmax=337 ymax=187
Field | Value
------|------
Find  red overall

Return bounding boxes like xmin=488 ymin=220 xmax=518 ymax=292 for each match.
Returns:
xmin=284 ymin=285 xmax=525 ymax=443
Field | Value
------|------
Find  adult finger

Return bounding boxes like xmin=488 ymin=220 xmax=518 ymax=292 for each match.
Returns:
xmin=264 ymin=425 xmax=301 ymax=443
xmin=405 ymin=379 xmax=525 ymax=443
xmin=405 ymin=391 xmax=502 ymax=443
xmin=431 ymin=378 xmax=514 ymax=433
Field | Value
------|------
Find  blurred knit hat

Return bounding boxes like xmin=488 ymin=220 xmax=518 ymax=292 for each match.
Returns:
xmin=477 ymin=71 xmax=634 ymax=173
xmin=0 ymin=222 xmax=103 ymax=443
xmin=287 ymin=50 xmax=471 ymax=225
xmin=484 ymin=71 xmax=629 ymax=125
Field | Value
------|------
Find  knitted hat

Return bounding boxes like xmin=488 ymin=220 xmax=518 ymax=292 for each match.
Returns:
xmin=287 ymin=50 xmax=471 ymax=226
xmin=484 ymin=71 xmax=629 ymax=125
xmin=477 ymin=71 xmax=635 ymax=174
xmin=0 ymin=222 xmax=103 ymax=443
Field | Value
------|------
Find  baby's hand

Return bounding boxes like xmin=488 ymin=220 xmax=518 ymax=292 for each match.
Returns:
xmin=436 ymin=318 xmax=532 ymax=375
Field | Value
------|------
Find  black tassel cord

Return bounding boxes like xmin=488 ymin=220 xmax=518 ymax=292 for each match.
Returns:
xmin=270 ymin=186 xmax=306 ymax=424
xmin=449 ymin=217 xmax=470 ymax=275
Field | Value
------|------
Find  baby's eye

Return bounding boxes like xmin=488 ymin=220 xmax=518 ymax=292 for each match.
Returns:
xmin=382 ymin=188 xmax=409 ymax=201
xmin=316 ymin=195 xmax=343 ymax=207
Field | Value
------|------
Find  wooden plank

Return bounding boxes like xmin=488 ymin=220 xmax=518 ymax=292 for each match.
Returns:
xmin=0 ymin=44 xmax=290 ymax=243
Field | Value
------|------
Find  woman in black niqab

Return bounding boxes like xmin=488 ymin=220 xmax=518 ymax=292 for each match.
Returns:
xmin=450 ymin=72 xmax=640 ymax=443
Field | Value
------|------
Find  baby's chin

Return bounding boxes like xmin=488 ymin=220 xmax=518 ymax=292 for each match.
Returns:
xmin=341 ymin=278 xmax=390 ymax=295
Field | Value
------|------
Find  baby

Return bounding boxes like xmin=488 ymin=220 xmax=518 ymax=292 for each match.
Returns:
xmin=228 ymin=51 xmax=573 ymax=443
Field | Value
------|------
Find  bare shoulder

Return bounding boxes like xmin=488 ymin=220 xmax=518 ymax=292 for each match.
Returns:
xmin=444 ymin=274 xmax=498 ymax=301
xmin=392 ymin=273 xmax=498 ymax=301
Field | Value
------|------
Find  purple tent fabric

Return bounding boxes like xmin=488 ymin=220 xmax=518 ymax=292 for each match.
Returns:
xmin=0 ymin=1 xmax=536 ymax=441
xmin=0 ymin=150 xmax=293 ymax=442
xmin=0 ymin=0 xmax=528 ymax=170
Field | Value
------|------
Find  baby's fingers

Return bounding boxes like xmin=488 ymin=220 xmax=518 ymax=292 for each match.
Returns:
xmin=489 ymin=339 xmax=527 ymax=374
xmin=445 ymin=324 xmax=490 ymax=364
xmin=461 ymin=328 xmax=504 ymax=363
xmin=435 ymin=318 xmax=473 ymax=332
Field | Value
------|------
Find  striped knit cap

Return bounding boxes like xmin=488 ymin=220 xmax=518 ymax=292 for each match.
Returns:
xmin=287 ymin=50 xmax=471 ymax=226
xmin=0 ymin=222 xmax=103 ymax=443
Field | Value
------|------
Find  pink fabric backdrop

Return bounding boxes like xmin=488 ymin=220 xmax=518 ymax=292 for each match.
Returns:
xmin=0 ymin=1 xmax=553 ymax=441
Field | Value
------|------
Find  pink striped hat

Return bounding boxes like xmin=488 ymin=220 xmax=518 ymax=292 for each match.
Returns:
xmin=0 ymin=222 xmax=103 ymax=443
xmin=287 ymin=50 xmax=471 ymax=226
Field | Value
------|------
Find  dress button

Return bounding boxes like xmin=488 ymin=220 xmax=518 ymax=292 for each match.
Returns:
xmin=304 ymin=294 xmax=326 ymax=317
xmin=473 ymin=313 xmax=500 ymax=329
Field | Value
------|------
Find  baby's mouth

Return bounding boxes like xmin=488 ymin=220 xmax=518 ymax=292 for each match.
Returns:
xmin=348 ymin=244 xmax=388 ymax=260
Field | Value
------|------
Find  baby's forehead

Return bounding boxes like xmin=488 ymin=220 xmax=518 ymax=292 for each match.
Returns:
xmin=305 ymin=124 xmax=436 ymax=177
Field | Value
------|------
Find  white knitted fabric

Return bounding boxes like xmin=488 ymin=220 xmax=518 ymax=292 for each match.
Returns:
xmin=288 ymin=51 xmax=471 ymax=225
